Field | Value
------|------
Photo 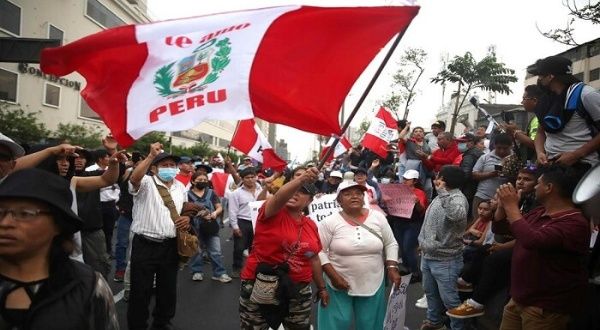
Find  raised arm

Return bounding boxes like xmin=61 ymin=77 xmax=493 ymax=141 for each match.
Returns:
xmin=263 ymin=167 xmax=318 ymax=219
xmin=14 ymin=144 xmax=78 ymax=171
xmin=73 ymin=151 xmax=127 ymax=193
xmin=130 ymin=142 xmax=162 ymax=191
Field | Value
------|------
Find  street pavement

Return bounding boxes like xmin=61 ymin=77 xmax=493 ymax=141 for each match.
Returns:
xmin=108 ymin=230 xmax=428 ymax=330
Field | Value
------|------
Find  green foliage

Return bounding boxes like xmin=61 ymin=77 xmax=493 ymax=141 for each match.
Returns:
xmin=171 ymin=141 xmax=212 ymax=158
xmin=538 ymin=0 xmax=599 ymax=46
xmin=129 ymin=131 xmax=169 ymax=154
xmin=154 ymin=62 xmax=176 ymax=97
xmin=0 ymin=102 xmax=50 ymax=144
xmin=431 ymin=49 xmax=517 ymax=133
xmin=53 ymin=123 xmax=103 ymax=149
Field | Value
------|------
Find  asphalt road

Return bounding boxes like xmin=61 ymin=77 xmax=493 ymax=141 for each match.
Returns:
xmin=108 ymin=230 xmax=428 ymax=330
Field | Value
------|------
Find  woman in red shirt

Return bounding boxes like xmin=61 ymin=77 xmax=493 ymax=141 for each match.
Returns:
xmin=239 ymin=167 xmax=328 ymax=330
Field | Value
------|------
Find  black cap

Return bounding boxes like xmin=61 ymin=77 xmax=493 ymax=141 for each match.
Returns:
xmin=239 ymin=167 xmax=256 ymax=178
xmin=300 ymin=183 xmax=318 ymax=196
xmin=354 ymin=167 xmax=368 ymax=175
xmin=195 ymin=163 xmax=213 ymax=174
xmin=431 ymin=120 xmax=446 ymax=130
xmin=151 ymin=153 xmax=180 ymax=165
xmin=179 ymin=156 xmax=192 ymax=164
xmin=0 ymin=168 xmax=82 ymax=233
xmin=527 ymin=56 xmax=573 ymax=76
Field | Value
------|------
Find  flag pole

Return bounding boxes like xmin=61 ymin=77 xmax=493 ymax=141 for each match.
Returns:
xmin=317 ymin=28 xmax=408 ymax=170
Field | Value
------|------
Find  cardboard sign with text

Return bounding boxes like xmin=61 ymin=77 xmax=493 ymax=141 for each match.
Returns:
xmin=379 ymin=183 xmax=416 ymax=219
xmin=308 ymin=194 xmax=340 ymax=222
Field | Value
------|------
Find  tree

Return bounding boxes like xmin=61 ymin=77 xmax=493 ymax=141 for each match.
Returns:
xmin=53 ymin=123 xmax=104 ymax=149
xmin=431 ymin=50 xmax=517 ymax=134
xmin=129 ymin=131 xmax=170 ymax=154
xmin=381 ymin=48 xmax=427 ymax=120
xmin=0 ymin=102 xmax=50 ymax=144
xmin=171 ymin=141 xmax=212 ymax=158
xmin=538 ymin=0 xmax=599 ymax=46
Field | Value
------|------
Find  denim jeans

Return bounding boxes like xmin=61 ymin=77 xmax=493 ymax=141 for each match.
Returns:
xmin=389 ymin=219 xmax=422 ymax=273
xmin=115 ymin=213 xmax=133 ymax=272
xmin=421 ymin=256 xmax=464 ymax=330
xmin=189 ymin=234 xmax=226 ymax=276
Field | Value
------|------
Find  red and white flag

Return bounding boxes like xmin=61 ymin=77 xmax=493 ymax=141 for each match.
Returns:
xmin=230 ymin=119 xmax=287 ymax=171
xmin=362 ymin=107 xmax=398 ymax=158
xmin=40 ymin=6 xmax=419 ymax=146
xmin=210 ymin=172 xmax=235 ymax=198
xmin=320 ymin=136 xmax=352 ymax=162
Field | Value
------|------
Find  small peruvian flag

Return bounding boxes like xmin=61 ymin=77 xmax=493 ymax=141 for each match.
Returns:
xmin=320 ymin=136 xmax=352 ymax=162
xmin=230 ymin=119 xmax=287 ymax=171
xmin=361 ymin=107 xmax=398 ymax=159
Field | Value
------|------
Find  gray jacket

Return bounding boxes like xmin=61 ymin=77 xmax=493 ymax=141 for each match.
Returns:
xmin=418 ymin=188 xmax=468 ymax=260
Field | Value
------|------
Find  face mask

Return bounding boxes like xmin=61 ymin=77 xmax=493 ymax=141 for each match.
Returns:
xmin=157 ymin=168 xmax=177 ymax=182
xmin=380 ymin=178 xmax=391 ymax=184
xmin=458 ymin=142 xmax=468 ymax=153
xmin=195 ymin=182 xmax=209 ymax=189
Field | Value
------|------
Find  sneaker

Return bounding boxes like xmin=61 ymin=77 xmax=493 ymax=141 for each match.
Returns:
xmin=113 ymin=270 xmax=125 ymax=282
xmin=243 ymin=249 xmax=249 ymax=257
xmin=230 ymin=270 xmax=241 ymax=278
xmin=446 ymin=301 xmax=485 ymax=319
xmin=415 ymin=294 xmax=428 ymax=309
xmin=419 ymin=320 xmax=447 ymax=330
xmin=192 ymin=273 xmax=204 ymax=281
xmin=212 ymin=274 xmax=233 ymax=283
xmin=457 ymin=282 xmax=473 ymax=292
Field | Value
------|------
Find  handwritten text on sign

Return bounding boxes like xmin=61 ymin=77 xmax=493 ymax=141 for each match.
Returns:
xmin=308 ymin=194 xmax=340 ymax=222
xmin=379 ymin=183 xmax=416 ymax=219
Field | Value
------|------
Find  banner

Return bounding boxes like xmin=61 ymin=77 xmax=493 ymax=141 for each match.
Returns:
xmin=308 ymin=194 xmax=340 ymax=222
xmin=379 ymin=183 xmax=416 ymax=218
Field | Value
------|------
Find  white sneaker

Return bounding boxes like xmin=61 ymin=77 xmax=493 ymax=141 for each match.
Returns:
xmin=416 ymin=294 xmax=428 ymax=309
xmin=212 ymin=274 xmax=233 ymax=283
xmin=192 ymin=273 xmax=204 ymax=281
xmin=243 ymin=249 xmax=249 ymax=257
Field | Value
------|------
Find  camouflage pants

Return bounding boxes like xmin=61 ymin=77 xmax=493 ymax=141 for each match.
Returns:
xmin=239 ymin=280 xmax=312 ymax=330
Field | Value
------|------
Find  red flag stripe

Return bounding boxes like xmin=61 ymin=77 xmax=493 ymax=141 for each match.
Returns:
xmin=230 ymin=119 xmax=259 ymax=154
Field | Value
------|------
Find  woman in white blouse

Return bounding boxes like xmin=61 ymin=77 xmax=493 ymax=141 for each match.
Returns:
xmin=317 ymin=181 xmax=400 ymax=330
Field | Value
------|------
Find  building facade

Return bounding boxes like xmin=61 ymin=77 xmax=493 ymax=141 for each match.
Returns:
xmin=0 ymin=0 xmax=272 ymax=151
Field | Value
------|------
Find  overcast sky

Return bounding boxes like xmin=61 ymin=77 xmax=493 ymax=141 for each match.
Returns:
xmin=147 ymin=0 xmax=597 ymax=161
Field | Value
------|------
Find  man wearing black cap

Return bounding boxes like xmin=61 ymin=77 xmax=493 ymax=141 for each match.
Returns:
xmin=528 ymin=55 xmax=600 ymax=167
xmin=174 ymin=156 xmax=194 ymax=188
xmin=127 ymin=142 xmax=190 ymax=330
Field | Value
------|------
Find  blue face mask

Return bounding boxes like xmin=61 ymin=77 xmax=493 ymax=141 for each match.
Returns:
xmin=458 ymin=142 xmax=468 ymax=153
xmin=157 ymin=167 xmax=177 ymax=182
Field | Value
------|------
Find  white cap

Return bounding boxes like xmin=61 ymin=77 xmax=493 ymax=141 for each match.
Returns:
xmin=329 ymin=170 xmax=343 ymax=179
xmin=403 ymin=169 xmax=420 ymax=180
xmin=0 ymin=133 xmax=25 ymax=158
xmin=336 ymin=180 xmax=368 ymax=195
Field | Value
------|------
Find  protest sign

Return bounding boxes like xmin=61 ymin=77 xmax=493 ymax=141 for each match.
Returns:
xmin=379 ymin=183 xmax=416 ymax=218
xmin=308 ymin=194 xmax=340 ymax=222
xmin=384 ymin=274 xmax=412 ymax=330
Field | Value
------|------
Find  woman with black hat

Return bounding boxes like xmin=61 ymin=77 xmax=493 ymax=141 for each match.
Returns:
xmin=0 ymin=168 xmax=118 ymax=329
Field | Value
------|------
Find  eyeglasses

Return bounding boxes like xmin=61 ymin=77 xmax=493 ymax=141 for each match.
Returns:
xmin=0 ymin=208 xmax=52 ymax=221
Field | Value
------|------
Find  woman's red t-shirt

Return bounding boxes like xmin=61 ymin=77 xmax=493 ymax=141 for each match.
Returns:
xmin=241 ymin=204 xmax=322 ymax=283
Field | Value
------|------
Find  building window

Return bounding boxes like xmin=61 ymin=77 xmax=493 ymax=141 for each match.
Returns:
xmin=589 ymin=43 xmax=600 ymax=58
xmin=0 ymin=68 xmax=18 ymax=102
xmin=86 ymin=0 xmax=125 ymax=29
xmin=218 ymin=138 xmax=230 ymax=148
xmin=574 ymin=72 xmax=584 ymax=81
xmin=0 ymin=0 xmax=20 ymax=35
xmin=80 ymin=98 xmax=101 ymax=120
xmin=590 ymin=68 xmax=600 ymax=82
xmin=43 ymin=83 xmax=61 ymax=107
xmin=48 ymin=24 xmax=64 ymax=44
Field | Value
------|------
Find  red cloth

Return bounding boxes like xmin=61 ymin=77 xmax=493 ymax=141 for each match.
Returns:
xmin=175 ymin=172 xmax=191 ymax=187
xmin=413 ymin=187 xmax=428 ymax=210
xmin=362 ymin=107 xmax=398 ymax=158
xmin=231 ymin=119 xmax=287 ymax=171
xmin=241 ymin=204 xmax=321 ymax=283
xmin=510 ymin=207 xmax=590 ymax=313
xmin=422 ymin=142 xmax=460 ymax=172
xmin=210 ymin=172 xmax=230 ymax=197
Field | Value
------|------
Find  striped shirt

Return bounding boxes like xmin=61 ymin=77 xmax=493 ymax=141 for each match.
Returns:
xmin=228 ymin=184 xmax=262 ymax=230
xmin=129 ymin=175 xmax=187 ymax=239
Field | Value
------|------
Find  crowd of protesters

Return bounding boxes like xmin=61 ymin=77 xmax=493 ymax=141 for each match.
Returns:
xmin=0 ymin=54 xmax=598 ymax=330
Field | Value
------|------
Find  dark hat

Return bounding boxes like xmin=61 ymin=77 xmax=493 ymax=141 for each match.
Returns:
xmin=431 ymin=120 xmax=446 ymax=129
xmin=0 ymin=168 xmax=82 ymax=233
xmin=527 ymin=56 xmax=573 ymax=76
xmin=354 ymin=167 xmax=368 ymax=175
xmin=179 ymin=156 xmax=192 ymax=164
xmin=151 ymin=152 xmax=180 ymax=165
xmin=239 ymin=167 xmax=256 ymax=178
xmin=195 ymin=163 xmax=213 ymax=173
xmin=456 ymin=133 xmax=475 ymax=142
xmin=0 ymin=132 xmax=25 ymax=158
xmin=299 ymin=183 xmax=318 ymax=196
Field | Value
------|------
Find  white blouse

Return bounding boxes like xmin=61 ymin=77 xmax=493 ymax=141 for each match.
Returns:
xmin=318 ymin=209 xmax=398 ymax=296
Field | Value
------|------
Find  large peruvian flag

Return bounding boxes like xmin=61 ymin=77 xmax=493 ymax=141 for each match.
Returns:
xmin=230 ymin=119 xmax=287 ymax=171
xmin=40 ymin=6 xmax=419 ymax=147
xmin=362 ymin=107 xmax=398 ymax=158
